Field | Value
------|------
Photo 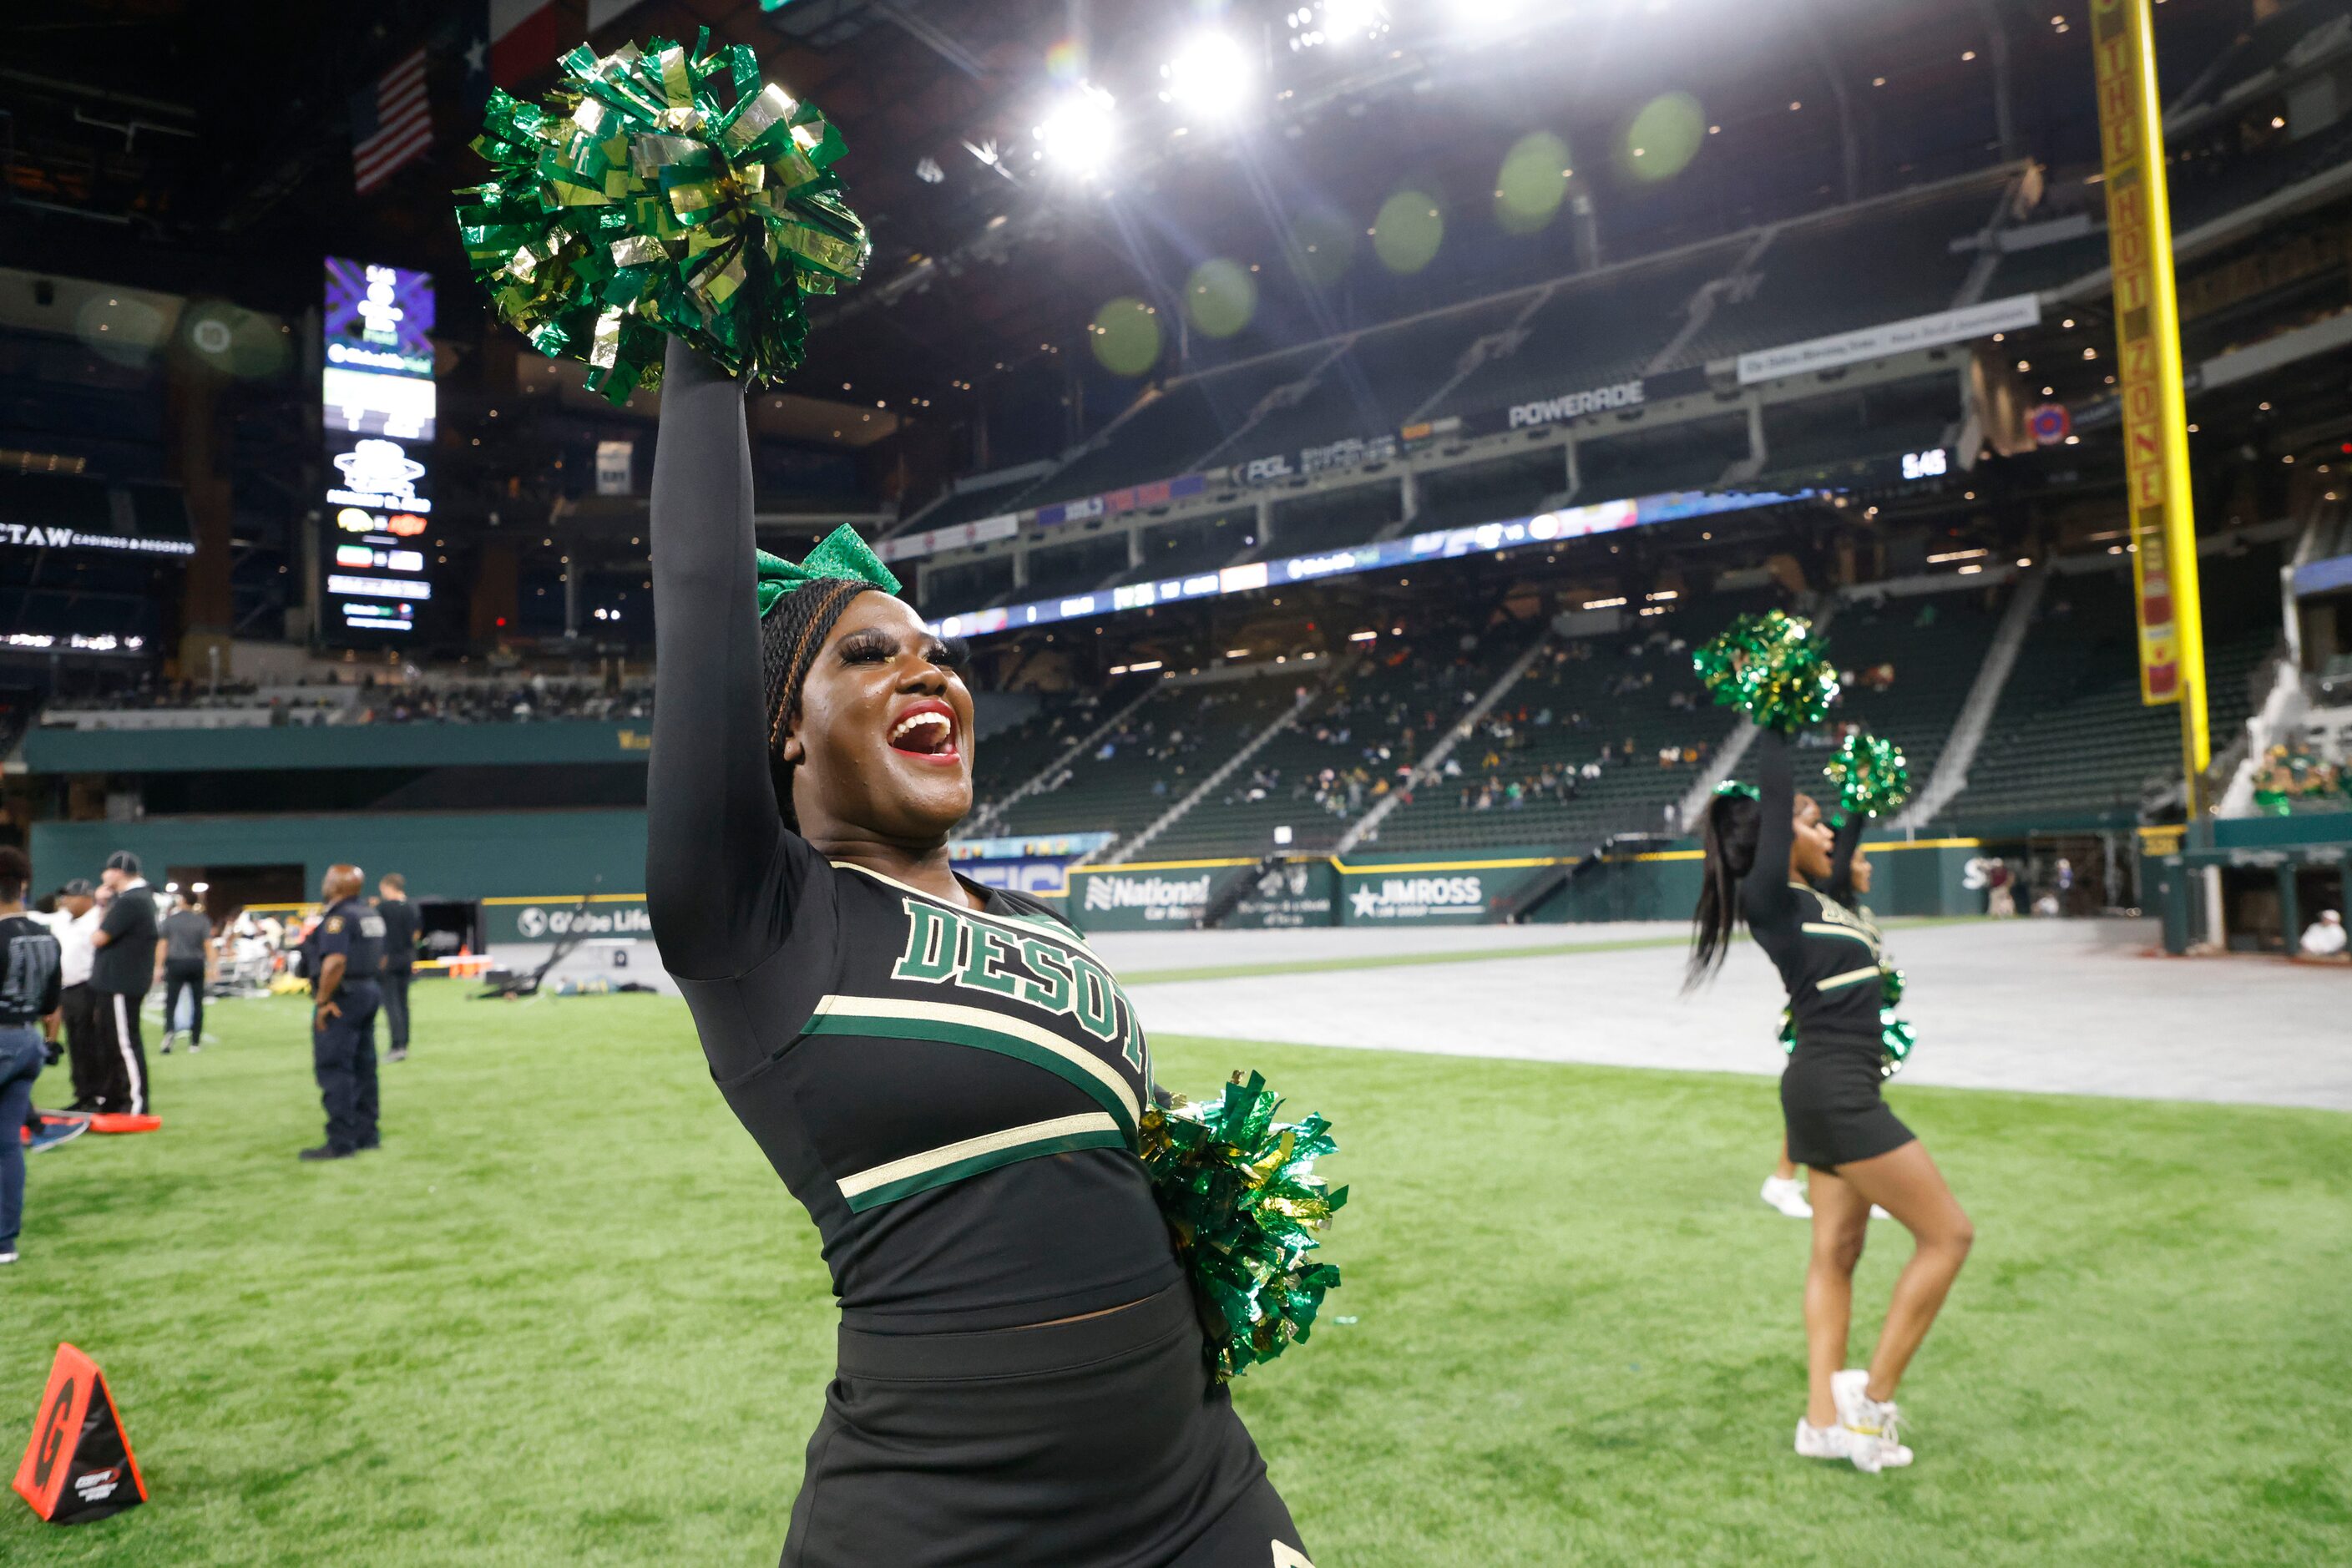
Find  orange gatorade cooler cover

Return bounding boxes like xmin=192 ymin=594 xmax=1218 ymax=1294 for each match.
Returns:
xmin=13 ymin=1344 xmax=147 ymax=1525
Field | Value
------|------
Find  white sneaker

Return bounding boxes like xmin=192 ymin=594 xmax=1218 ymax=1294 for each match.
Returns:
xmin=1832 ymin=1368 xmax=1914 ymax=1469
xmin=1794 ymin=1418 xmax=1877 ymax=1471
xmin=0 ymin=1252 xmax=16 ymax=1265
xmin=1761 ymin=1174 xmax=1813 ymax=1218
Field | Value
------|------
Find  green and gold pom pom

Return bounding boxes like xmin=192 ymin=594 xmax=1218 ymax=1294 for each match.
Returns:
xmin=1877 ymin=962 xmax=1916 ymax=1075
xmin=1823 ymin=730 xmax=1911 ymax=819
xmin=453 ymin=31 xmax=868 ymax=402
xmin=1141 ymin=1072 xmax=1346 ymax=1382
xmin=1692 ymin=610 xmax=1839 ymax=735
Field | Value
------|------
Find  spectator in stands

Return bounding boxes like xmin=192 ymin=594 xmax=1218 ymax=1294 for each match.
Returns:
xmin=2301 ymin=908 xmax=2347 ymax=959
xmin=157 ymin=893 xmax=215 ymax=1054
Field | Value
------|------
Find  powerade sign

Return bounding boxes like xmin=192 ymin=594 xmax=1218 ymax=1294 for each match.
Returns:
xmin=1506 ymin=378 xmax=1645 ymax=429
xmin=1343 ymin=873 xmax=1491 ymax=922
xmin=483 ymin=899 xmax=652 ymax=943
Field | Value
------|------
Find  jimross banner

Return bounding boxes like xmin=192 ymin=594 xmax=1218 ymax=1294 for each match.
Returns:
xmin=1333 ymin=852 xmax=1571 ymax=925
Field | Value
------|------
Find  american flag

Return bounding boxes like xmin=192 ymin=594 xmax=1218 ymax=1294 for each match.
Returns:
xmin=352 ymin=48 xmax=433 ymax=195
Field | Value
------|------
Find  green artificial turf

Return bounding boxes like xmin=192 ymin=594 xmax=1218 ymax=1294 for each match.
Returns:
xmin=3 ymin=984 xmax=2347 ymax=1565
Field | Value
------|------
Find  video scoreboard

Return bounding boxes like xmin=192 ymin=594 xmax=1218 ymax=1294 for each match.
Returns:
xmin=321 ymin=258 xmax=435 ymax=641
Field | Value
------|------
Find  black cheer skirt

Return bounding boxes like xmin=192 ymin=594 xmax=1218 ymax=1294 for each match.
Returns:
xmin=782 ymin=1279 xmax=1311 ymax=1568
xmin=1781 ymin=1035 xmax=1916 ymax=1171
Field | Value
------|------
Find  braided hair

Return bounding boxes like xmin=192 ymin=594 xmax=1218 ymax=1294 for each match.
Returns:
xmin=758 ymin=576 xmax=880 ymax=832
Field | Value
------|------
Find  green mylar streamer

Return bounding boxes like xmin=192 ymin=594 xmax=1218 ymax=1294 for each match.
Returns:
xmin=1692 ymin=610 xmax=1840 ymax=735
xmin=1823 ymin=730 xmax=1911 ymax=820
xmin=453 ymin=31 xmax=868 ymax=403
xmin=1140 ymin=1072 xmax=1347 ymax=1382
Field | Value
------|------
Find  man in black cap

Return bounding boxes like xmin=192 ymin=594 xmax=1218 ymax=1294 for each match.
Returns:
xmin=303 ymin=862 xmax=385 ymax=1161
xmin=88 ymin=851 xmax=159 ymax=1116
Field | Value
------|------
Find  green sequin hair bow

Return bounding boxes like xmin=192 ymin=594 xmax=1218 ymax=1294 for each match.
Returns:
xmin=1692 ymin=609 xmax=1839 ymax=735
xmin=1823 ymin=729 xmax=1911 ymax=819
xmin=755 ymin=524 xmax=900 ymax=618
xmin=1712 ymin=779 xmax=1761 ymax=802
xmin=454 ymin=30 xmax=869 ymax=404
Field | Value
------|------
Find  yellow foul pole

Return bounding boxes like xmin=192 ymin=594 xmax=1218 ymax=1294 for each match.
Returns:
xmin=2091 ymin=0 xmax=2208 ymax=812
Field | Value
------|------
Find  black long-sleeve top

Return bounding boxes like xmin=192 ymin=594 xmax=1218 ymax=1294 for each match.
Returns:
xmin=645 ymin=339 xmax=1180 ymax=1333
xmin=1738 ymin=732 xmax=1886 ymax=1049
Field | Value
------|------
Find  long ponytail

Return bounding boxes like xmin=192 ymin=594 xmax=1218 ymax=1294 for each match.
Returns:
xmin=1687 ymin=790 xmax=1761 ymax=988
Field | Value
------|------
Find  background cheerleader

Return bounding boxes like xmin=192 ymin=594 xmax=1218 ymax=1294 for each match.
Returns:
xmin=1689 ymin=621 xmax=1974 ymax=1474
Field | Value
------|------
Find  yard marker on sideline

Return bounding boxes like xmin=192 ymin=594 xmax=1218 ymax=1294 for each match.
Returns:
xmin=12 ymin=1344 xmax=147 ymax=1525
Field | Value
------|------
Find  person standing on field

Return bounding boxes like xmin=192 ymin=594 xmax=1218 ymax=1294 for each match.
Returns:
xmin=303 ymin=864 xmax=385 ymax=1161
xmin=0 ymin=847 xmax=63 ymax=1266
xmin=35 ymin=880 xmax=102 ymax=1111
xmin=158 ymin=894 xmax=215 ymax=1055
xmin=88 ymin=852 xmax=159 ymax=1117
xmin=374 ymin=873 xmax=417 ymax=1062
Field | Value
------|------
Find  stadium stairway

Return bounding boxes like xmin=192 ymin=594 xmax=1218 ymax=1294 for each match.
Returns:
xmin=989 ymin=673 xmax=1300 ymax=846
xmin=1890 ymin=568 xmax=2046 ymax=830
xmin=1107 ymin=675 xmax=1335 ymax=864
xmin=1933 ymin=539 xmax=2288 ymax=832
xmin=1336 ymin=628 xmax=1555 ymax=853
xmin=966 ymin=679 xmax=1161 ymax=839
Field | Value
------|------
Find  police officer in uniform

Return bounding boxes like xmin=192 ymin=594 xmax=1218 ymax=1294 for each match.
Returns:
xmin=301 ymin=864 xmax=385 ymax=1162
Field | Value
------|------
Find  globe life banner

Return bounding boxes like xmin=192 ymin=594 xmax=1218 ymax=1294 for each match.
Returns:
xmin=480 ymin=897 xmax=653 ymax=944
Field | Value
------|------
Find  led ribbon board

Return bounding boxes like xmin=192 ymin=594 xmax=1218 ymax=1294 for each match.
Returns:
xmin=929 ymin=487 xmax=1807 ymax=642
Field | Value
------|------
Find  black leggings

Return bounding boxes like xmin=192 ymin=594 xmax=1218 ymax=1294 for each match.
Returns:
xmin=786 ymin=1280 xmax=1308 ymax=1566
xmin=163 ymin=964 xmax=205 ymax=1044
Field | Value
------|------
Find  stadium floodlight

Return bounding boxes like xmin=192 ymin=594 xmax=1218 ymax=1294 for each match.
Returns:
xmin=1289 ymin=0 xmax=1389 ymax=50
xmin=1034 ymin=83 xmax=1117 ymax=175
xmin=1160 ymin=31 xmax=1254 ymax=120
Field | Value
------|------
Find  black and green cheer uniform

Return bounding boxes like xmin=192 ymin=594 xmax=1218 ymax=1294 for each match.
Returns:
xmin=647 ymin=340 xmax=1306 ymax=1568
xmin=1743 ymin=732 xmax=1915 ymax=1171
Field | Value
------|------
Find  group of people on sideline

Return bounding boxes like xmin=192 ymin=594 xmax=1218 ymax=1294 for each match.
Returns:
xmin=2 ymin=853 xmax=421 ymax=1267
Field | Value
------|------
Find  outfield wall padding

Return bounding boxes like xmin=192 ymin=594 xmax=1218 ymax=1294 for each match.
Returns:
xmin=23 ymin=720 xmax=654 ymax=776
xmin=28 ymin=810 xmax=650 ymax=905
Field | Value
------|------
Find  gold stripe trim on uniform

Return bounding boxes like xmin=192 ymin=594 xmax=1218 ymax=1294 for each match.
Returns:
xmin=837 ymin=1112 xmax=1123 ymax=1206
xmin=807 ymin=994 xmax=1141 ymax=1126
xmin=1817 ymin=964 xmax=1882 ymax=994
xmin=1802 ymin=922 xmax=1879 ymax=948
xmin=828 ymin=861 xmax=1100 ymax=957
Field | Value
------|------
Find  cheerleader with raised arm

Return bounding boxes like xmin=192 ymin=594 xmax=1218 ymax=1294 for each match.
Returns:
xmin=1688 ymin=620 xmax=1971 ymax=1474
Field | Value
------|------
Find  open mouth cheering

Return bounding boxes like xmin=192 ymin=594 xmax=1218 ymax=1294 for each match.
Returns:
xmin=887 ymin=697 xmax=960 ymax=762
